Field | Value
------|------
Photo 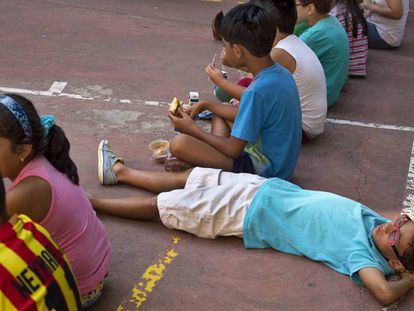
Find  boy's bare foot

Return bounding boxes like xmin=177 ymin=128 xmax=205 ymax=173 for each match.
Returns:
xmin=164 ymin=156 xmax=193 ymax=172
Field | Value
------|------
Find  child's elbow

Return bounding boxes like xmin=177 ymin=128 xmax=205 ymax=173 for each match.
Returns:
xmin=227 ymin=147 xmax=243 ymax=159
xmin=391 ymin=10 xmax=403 ymax=20
xmin=375 ymin=286 xmax=397 ymax=305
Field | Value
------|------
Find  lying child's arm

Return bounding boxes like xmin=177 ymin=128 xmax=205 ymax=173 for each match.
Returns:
xmin=206 ymin=64 xmax=246 ymax=101
xmin=359 ymin=267 xmax=414 ymax=305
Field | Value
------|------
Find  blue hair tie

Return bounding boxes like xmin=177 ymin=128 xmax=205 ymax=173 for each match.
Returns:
xmin=0 ymin=95 xmax=33 ymax=138
xmin=40 ymin=115 xmax=56 ymax=137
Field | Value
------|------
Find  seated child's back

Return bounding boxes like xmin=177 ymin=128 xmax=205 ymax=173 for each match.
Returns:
xmin=275 ymin=34 xmax=327 ymax=138
xmin=1 ymin=94 xmax=111 ymax=306
xmin=331 ymin=0 xmax=368 ymax=76
xmin=232 ymin=62 xmax=301 ymax=179
xmin=8 ymin=156 xmax=111 ymax=296
xmin=297 ymin=0 xmax=349 ymax=107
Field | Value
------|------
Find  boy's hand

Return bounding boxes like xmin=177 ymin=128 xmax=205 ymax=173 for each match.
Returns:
xmin=186 ymin=102 xmax=206 ymax=119
xmin=401 ymin=271 xmax=414 ymax=287
xmin=168 ymin=108 xmax=197 ymax=135
xmin=206 ymin=64 xmax=224 ymax=85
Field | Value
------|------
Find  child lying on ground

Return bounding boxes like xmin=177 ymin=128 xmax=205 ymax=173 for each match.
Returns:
xmin=0 ymin=94 xmax=111 ymax=308
xmin=0 ymin=173 xmax=81 ymax=310
xmin=167 ymin=2 xmax=301 ymax=180
xmin=95 ymin=141 xmax=414 ymax=305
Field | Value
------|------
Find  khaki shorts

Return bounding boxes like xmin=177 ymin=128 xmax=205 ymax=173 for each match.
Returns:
xmin=157 ymin=168 xmax=266 ymax=239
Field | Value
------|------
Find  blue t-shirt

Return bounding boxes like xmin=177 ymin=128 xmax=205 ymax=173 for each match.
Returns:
xmin=243 ymin=179 xmax=394 ymax=284
xmin=300 ymin=15 xmax=349 ymax=107
xmin=231 ymin=63 xmax=302 ymax=179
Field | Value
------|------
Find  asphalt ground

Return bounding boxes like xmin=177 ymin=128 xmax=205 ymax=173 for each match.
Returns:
xmin=1 ymin=0 xmax=414 ymax=310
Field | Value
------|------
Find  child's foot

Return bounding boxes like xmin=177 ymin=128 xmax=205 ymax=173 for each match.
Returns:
xmin=164 ymin=156 xmax=193 ymax=172
xmin=98 ymin=139 xmax=124 ymax=185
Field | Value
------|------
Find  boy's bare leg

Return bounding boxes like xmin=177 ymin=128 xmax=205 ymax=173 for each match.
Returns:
xmin=170 ymin=134 xmax=233 ymax=171
xmin=114 ymin=164 xmax=192 ymax=193
xmin=90 ymin=195 xmax=159 ymax=220
xmin=211 ymin=115 xmax=231 ymax=137
xmin=211 ymin=115 xmax=234 ymax=137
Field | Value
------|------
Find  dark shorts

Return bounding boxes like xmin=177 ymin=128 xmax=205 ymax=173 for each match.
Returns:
xmin=367 ymin=22 xmax=396 ymax=50
xmin=232 ymin=152 xmax=256 ymax=174
xmin=302 ymin=129 xmax=311 ymax=144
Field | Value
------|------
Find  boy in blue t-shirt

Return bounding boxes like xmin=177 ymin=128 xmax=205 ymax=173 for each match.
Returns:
xmin=296 ymin=0 xmax=349 ymax=107
xmin=168 ymin=2 xmax=301 ymax=179
xmin=94 ymin=164 xmax=414 ymax=306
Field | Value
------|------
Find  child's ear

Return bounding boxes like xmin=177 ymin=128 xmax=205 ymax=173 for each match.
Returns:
xmin=306 ymin=3 xmax=316 ymax=15
xmin=389 ymin=258 xmax=405 ymax=273
xmin=233 ymin=44 xmax=247 ymax=60
xmin=16 ymin=144 xmax=33 ymax=162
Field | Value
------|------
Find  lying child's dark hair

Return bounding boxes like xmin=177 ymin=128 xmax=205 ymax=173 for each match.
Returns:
xmin=0 ymin=94 xmax=79 ymax=185
xmin=401 ymin=237 xmax=414 ymax=271
xmin=220 ymin=2 xmax=276 ymax=57
xmin=251 ymin=0 xmax=297 ymax=34
xmin=299 ymin=0 xmax=333 ymax=15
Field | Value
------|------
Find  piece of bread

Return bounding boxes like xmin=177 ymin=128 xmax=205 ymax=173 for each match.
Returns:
xmin=169 ymin=97 xmax=183 ymax=116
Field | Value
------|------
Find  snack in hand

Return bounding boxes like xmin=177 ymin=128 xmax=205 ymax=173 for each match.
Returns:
xmin=169 ymin=97 xmax=184 ymax=116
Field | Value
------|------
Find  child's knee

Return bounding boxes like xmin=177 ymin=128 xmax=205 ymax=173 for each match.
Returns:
xmin=170 ymin=134 xmax=188 ymax=157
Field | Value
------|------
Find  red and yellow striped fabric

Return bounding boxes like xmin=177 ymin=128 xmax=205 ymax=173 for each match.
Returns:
xmin=0 ymin=214 xmax=81 ymax=311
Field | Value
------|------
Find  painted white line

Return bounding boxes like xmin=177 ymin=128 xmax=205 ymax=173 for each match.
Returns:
xmin=1 ymin=84 xmax=413 ymax=133
xmin=326 ymin=118 xmax=414 ymax=132
xmin=144 ymin=100 xmax=160 ymax=106
xmin=0 ymin=86 xmax=95 ymax=100
xmin=0 ymin=85 xmax=172 ymax=107
xmin=48 ymin=81 xmax=67 ymax=94
xmin=402 ymin=140 xmax=414 ymax=217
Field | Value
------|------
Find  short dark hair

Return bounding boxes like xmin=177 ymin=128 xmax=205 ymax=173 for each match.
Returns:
xmin=400 ymin=236 xmax=414 ymax=271
xmin=220 ymin=2 xmax=276 ymax=57
xmin=0 ymin=175 xmax=7 ymax=224
xmin=299 ymin=0 xmax=334 ymax=14
xmin=251 ymin=0 xmax=297 ymax=34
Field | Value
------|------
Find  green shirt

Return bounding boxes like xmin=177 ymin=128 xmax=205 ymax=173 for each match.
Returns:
xmin=294 ymin=22 xmax=309 ymax=37
xmin=300 ymin=16 xmax=349 ymax=107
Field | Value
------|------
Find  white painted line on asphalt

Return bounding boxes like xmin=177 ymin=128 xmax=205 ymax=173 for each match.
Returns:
xmin=0 ymin=85 xmax=95 ymax=100
xmin=0 ymin=85 xmax=172 ymax=106
xmin=48 ymin=81 xmax=67 ymax=94
xmin=144 ymin=100 xmax=160 ymax=106
xmin=402 ymin=140 xmax=414 ymax=216
xmin=326 ymin=118 xmax=414 ymax=132
xmin=1 ymin=85 xmax=413 ymax=131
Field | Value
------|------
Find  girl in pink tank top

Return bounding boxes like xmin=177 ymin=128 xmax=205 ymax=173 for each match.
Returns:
xmin=0 ymin=94 xmax=111 ymax=308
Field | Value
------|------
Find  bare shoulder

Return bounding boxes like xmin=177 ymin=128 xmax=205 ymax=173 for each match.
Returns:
xmin=6 ymin=176 xmax=52 ymax=223
xmin=270 ymin=48 xmax=296 ymax=75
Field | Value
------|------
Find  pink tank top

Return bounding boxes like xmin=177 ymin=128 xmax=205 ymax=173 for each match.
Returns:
xmin=9 ymin=156 xmax=111 ymax=295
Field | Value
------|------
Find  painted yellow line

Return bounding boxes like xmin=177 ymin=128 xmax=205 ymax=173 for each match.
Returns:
xmin=117 ymin=237 xmax=181 ymax=310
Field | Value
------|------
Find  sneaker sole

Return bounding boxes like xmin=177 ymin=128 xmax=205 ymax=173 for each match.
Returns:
xmin=98 ymin=139 xmax=107 ymax=185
